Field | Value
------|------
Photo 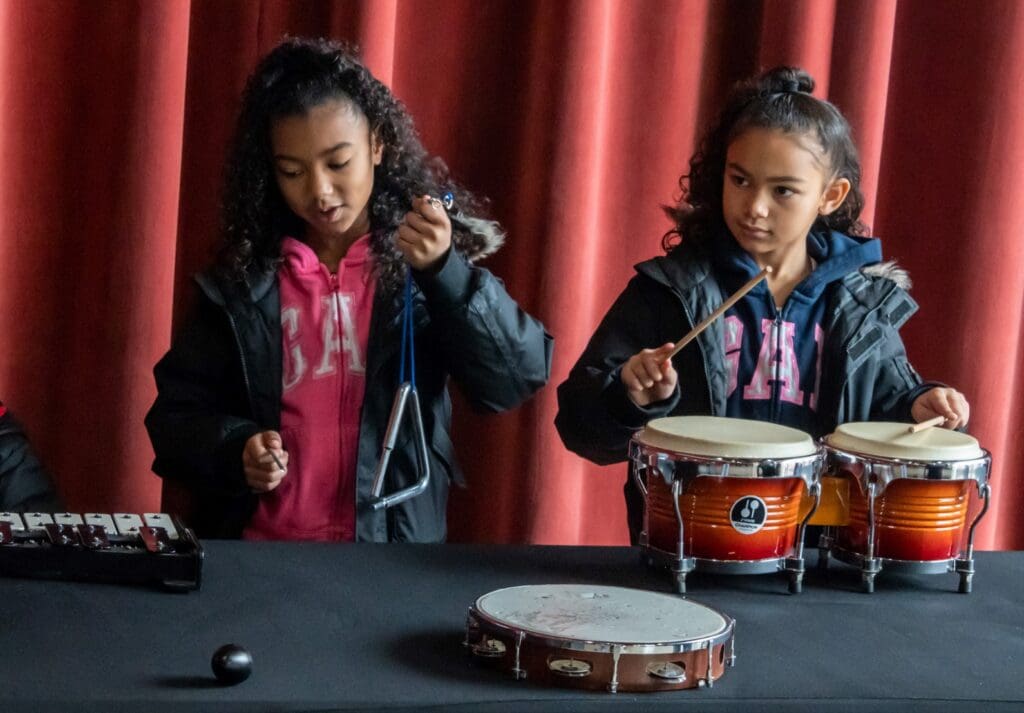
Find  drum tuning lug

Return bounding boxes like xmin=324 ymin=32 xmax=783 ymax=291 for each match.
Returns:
xmin=511 ymin=630 xmax=526 ymax=680
xmin=955 ymin=558 xmax=975 ymax=593
xmin=784 ymin=557 xmax=805 ymax=594
xmin=606 ymin=644 xmax=623 ymax=693
xmin=860 ymin=557 xmax=881 ymax=593
xmin=673 ymin=573 xmax=687 ymax=594
xmin=862 ymin=573 xmax=876 ymax=593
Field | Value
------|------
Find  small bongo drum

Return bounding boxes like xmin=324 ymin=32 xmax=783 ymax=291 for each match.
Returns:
xmin=629 ymin=416 xmax=823 ymax=593
xmin=820 ymin=421 xmax=992 ymax=593
xmin=465 ymin=584 xmax=735 ymax=692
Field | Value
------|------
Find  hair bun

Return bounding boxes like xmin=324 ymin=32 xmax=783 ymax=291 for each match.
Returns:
xmin=761 ymin=66 xmax=815 ymax=94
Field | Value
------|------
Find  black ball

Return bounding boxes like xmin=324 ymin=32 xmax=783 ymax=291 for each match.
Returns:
xmin=211 ymin=644 xmax=252 ymax=685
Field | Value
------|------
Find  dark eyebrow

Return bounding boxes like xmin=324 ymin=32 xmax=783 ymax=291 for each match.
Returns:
xmin=726 ymin=162 xmax=805 ymax=183
xmin=274 ymin=142 xmax=352 ymax=161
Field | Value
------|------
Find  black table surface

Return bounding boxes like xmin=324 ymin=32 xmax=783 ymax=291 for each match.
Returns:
xmin=0 ymin=543 xmax=1021 ymax=713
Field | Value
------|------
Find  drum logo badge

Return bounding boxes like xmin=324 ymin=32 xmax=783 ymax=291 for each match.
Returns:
xmin=729 ymin=496 xmax=767 ymax=534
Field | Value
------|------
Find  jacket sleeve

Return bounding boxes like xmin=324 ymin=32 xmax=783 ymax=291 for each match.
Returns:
xmin=862 ymin=321 xmax=940 ymax=423
xmin=554 ymin=276 xmax=682 ymax=465
xmin=413 ymin=249 xmax=553 ymax=412
xmin=144 ymin=298 xmax=260 ymax=498
xmin=0 ymin=410 xmax=63 ymax=512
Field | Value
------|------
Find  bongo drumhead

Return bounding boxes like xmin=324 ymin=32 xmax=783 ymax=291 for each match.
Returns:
xmin=473 ymin=584 xmax=729 ymax=647
xmin=825 ymin=421 xmax=984 ymax=462
xmin=638 ymin=416 xmax=816 ymax=460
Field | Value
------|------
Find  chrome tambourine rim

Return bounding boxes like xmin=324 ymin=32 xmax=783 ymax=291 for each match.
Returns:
xmin=468 ymin=587 xmax=735 ymax=656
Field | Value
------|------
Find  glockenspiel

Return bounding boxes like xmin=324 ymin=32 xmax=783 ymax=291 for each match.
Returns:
xmin=0 ymin=511 xmax=202 ymax=591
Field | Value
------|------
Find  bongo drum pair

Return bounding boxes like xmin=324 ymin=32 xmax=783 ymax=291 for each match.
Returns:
xmin=630 ymin=416 xmax=992 ymax=593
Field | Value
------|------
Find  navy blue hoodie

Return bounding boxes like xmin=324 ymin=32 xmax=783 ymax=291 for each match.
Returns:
xmin=714 ymin=230 xmax=883 ymax=435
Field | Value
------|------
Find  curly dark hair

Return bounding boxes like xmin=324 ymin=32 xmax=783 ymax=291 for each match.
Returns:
xmin=217 ymin=36 xmax=503 ymax=290
xmin=663 ymin=66 xmax=867 ymax=252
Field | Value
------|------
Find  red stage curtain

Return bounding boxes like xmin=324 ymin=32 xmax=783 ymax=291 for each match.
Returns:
xmin=1 ymin=0 xmax=1021 ymax=549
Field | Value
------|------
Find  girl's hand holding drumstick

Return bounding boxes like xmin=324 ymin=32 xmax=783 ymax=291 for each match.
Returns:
xmin=622 ymin=267 xmax=771 ymax=407
xmin=243 ymin=430 xmax=289 ymax=493
xmin=911 ymin=387 xmax=970 ymax=430
xmin=623 ymin=343 xmax=679 ymax=407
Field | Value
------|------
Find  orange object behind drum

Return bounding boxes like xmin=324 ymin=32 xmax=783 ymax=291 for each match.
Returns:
xmin=648 ymin=475 xmax=807 ymax=560
xmin=805 ymin=475 xmax=850 ymax=526
xmin=836 ymin=478 xmax=971 ymax=561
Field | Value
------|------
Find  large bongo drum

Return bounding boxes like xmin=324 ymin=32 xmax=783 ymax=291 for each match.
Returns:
xmin=629 ymin=416 xmax=823 ymax=593
xmin=465 ymin=584 xmax=735 ymax=692
xmin=820 ymin=421 xmax=992 ymax=593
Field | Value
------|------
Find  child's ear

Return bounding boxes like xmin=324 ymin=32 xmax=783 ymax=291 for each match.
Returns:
xmin=819 ymin=177 xmax=851 ymax=216
xmin=371 ymin=132 xmax=384 ymax=166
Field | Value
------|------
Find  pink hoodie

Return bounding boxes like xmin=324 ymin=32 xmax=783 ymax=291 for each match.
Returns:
xmin=244 ymin=236 xmax=376 ymax=541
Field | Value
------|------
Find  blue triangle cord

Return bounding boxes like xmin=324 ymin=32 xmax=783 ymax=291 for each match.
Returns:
xmin=398 ymin=269 xmax=416 ymax=389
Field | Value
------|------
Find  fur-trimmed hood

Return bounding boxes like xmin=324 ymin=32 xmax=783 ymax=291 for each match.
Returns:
xmin=861 ymin=260 xmax=911 ymax=290
xmin=450 ymin=212 xmax=505 ymax=262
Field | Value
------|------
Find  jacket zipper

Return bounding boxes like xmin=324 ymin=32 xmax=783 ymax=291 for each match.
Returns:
xmin=770 ymin=310 xmax=782 ymax=422
xmin=330 ymin=271 xmax=343 ymax=345
xmin=329 ymin=270 xmax=351 ymax=534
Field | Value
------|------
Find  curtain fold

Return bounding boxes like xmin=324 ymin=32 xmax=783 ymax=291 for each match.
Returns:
xmin=0 ymin=0 xmax=190 ymax=512
xmin=1 ymin=0 xmax=1020 ymax=549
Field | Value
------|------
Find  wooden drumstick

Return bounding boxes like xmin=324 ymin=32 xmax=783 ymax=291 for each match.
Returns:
xmin=666 ymin=266 xmax=772 ymax=359
xmin=907 ymin=415 xmax=946 ymax=433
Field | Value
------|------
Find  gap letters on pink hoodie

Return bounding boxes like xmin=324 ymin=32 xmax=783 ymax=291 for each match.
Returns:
xmin=244 ymin=236 xmax=376 ymax=542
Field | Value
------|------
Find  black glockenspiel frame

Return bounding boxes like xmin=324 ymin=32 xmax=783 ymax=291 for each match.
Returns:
xmin=0 ymin=514 xmax=203 ymax=592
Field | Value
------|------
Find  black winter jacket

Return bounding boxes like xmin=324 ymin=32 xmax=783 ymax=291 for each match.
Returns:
xmin=146 ymin=248 xmax=552 ymax=540
xmin=555 ymin=240 xmax=936 ymax=540
xmin=0 ymin=406 xmax=62 ymax=512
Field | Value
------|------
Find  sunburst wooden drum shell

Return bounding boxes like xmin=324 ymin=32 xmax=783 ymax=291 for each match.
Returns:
xmin=822 ymin=421 xmax=990 ymax=562
xmin=635 ymin=416 xmax=822 ymax=562
xmin=647 ymin=475 xmax=808 ymax=560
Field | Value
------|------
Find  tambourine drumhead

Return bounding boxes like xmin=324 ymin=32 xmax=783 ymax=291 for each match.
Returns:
xmin=825 ymin=421 xmax=984 ymax=461
xmin=473 ymin=584 xmax=729 ymax=645
xmin=637 ymin=416 xmax=816 ymax=460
